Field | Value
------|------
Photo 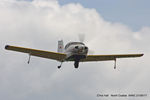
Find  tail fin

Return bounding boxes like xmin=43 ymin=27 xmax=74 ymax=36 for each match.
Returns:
xmin=57 ymin=40 xmax=64 ymax=53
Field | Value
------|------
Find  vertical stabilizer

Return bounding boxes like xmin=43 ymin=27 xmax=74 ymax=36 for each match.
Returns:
xmin=58 ymin=40 xmax=64 ymax=53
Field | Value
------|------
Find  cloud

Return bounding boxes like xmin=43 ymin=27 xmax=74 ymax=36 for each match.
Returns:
xmin=0 ymin=0 xmax=150 ymax=100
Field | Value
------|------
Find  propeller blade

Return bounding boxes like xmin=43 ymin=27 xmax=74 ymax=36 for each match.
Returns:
xmin=78 ymin=34 xmax=85 ymax=42
xmin=88 ymin=49 xmax=95 ymax=55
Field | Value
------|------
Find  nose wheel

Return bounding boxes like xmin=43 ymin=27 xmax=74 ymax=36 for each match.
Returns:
xmin=74 ymin=61 xmax=79 ymax=68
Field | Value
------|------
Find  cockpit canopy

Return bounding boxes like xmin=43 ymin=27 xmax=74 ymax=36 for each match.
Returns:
xmin=65 ymin=42 xmax=85 ymax=49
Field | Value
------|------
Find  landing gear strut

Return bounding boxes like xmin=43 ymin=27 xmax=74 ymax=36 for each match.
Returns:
xmin=114 ymin=58 xmax=116 ymax=69
xmin=27 ymin=53 xmax=31 ymax=64
xmin=74 ymin=61 xmax=79 ymax=68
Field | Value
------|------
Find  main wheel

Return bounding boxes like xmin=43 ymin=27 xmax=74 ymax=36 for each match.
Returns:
xmin=58 ymin=66 xmax=61 ymax=69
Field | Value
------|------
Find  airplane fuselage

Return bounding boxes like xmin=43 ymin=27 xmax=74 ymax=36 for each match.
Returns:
xmin=63 ymin=42 xmax=88 ymax=68
xmin=64 ymin=42 xmax=88 ymax=61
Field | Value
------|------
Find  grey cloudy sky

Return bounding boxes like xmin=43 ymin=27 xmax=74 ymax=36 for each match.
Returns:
xmin=0 ymin=0 xmax=150 ymax=100
xmin=60 ymin=0 xmax=150 ymax=31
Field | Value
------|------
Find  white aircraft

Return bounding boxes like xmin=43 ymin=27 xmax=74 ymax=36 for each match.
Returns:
xmin=5 ymin=40 xmax=143 ymax=69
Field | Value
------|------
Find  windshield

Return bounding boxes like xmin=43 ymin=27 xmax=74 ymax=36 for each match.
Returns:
xmin=65 ymin=42 xmax=84 ymax=49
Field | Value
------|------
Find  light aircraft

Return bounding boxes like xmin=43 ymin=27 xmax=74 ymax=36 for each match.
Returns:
xmin=5 ymin=40 xmax=143 ymax=69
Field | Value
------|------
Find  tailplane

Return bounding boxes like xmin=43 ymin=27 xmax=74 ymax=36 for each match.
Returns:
xmin=57 ymin=40 xmax=64 ymax=53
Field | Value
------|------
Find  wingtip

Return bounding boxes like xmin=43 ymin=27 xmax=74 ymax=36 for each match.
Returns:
xmin=5 ymin=45 xmax=10 ymax=49
xmin=138 ymin=53 xmax=144 ymax=57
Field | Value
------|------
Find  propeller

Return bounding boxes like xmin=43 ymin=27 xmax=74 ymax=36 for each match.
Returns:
xmin=78 ymin=33 xmax=94 ymax=54
xmin=78 ymin=34 xmax=85 ymax=43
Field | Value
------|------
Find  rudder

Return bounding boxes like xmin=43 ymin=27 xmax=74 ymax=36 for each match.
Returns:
xmin=57 ymin=40 xmax=64 ymax=53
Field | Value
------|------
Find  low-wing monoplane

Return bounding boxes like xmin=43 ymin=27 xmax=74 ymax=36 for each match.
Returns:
xmin=5 ymin=40 xmax=143 ymax=69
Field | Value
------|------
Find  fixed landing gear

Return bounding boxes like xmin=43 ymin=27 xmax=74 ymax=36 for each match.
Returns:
xmin=58 ymin=62 xmax=63 ymax=69
xmin=74 ymin=61 xmax=79 ymax=68
xmin=57 ymin=61 xmax=79 ymax=69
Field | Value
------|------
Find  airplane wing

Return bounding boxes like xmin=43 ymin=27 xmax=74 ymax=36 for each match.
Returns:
xmin=81 ymin=54 xmax=143 ymax=62
xmin=5 ymin=45 xmax=66 ymax=62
